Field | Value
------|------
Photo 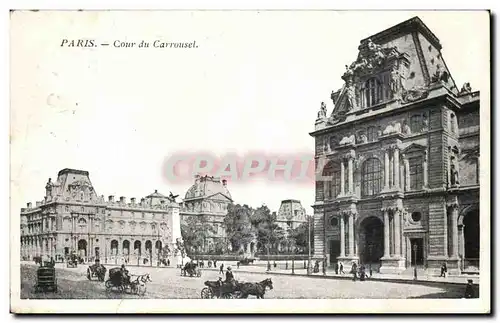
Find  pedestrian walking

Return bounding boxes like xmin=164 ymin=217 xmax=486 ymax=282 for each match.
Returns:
xmin=439 ymin=262 xmax=447 ymax=277
xmin=167 ymin=259 xmax=170 ymax=267
xmin=214 ymin=260 xmax=217 ymax=267
xmin=219 ymin=263 xmax=224 ymax=274
xmin=351 ymin=262 xmax=358 ymax=281
xmin=464 ymin=279 xmax=475 ymax=298
xmin=335 ymin=262 xmax=339 ymax=274
xmin=237 ymin=261 xmax=240 ymax=269
xmin=339 ymin=261 xmax=345 ymax=274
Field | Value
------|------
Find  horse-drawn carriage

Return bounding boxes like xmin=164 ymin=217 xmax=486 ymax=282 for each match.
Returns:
xmin=237 ymin=258 xmax=255 ymax=266
xmin=87 ymin=262 xmax=106 ymax=281
xmin=66 ymin=254 xmax=78 ymax=268
xmin=201 ymin=278 xmax=273 ymax=299
xmin=34 ymin=265 xmax=58 ymax=293
xmin=180 ymin=262 xmax=202 ymax=277
xmin=105 ymin=267 xmax=151 ymax=295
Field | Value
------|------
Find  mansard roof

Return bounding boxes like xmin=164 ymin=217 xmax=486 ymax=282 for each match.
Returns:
xmin=312 ymin=16 xmax=474 ymax=135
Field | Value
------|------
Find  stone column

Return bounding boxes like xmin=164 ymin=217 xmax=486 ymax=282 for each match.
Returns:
xmin=348 ymin=212 xmax=355 ymax=256
xmin=383 ymin=208 xmax=390 ymax=257
xmin=403 ymin=155 xmax=410 ymax=191
xmin=348 ymin=157 xmax=354 ymax=195
xmin=423 ymin=150 xmax=429 ymax=188
xmin=450 ymin=204 xmax=459 ymax=258
xmin=394 ymin=209 xmax=401 ymax=256
xmin=393 ymin=148 xmax=400 ymax=189
xmin=384 ymin=149 xmax=390 ymax=190
xmin=340 ymin=160 xmax=345 ymax=196
xmin=340 ymin=213 xmax=346 ymax=257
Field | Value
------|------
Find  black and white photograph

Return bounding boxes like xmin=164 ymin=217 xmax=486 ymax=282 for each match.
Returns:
xmin=9 ymin=10 xmax=490 ymax=314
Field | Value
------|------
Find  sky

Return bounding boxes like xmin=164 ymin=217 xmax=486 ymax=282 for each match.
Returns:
xmin=10 ymin=10 xmax=489 ymax=216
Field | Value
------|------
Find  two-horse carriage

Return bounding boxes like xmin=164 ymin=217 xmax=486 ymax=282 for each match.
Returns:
xmin=201 ymin=278 xmax=273 ymax=299
xmin=105 ymin=267 xmax=151 ymax=296
xmin=181 ymin=262 xmax=202 ymax=277
xmin=87 ymin=263 xmax=107 ymax=281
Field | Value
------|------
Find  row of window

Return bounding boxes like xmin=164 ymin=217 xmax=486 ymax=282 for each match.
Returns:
xmin=328 ymin=211 xmax=422 ymax=227
xmin=322 ymin=157 xmax=424 ymax=198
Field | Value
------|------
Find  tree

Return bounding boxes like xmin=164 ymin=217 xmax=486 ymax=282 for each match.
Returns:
xmin=224 ymin=204 xmax=255 ymax=253
xmin=254 ymin=206 xmax=285 ymax=254
xmin=181 ymin=216 xmax=217 ymax=254
xmin=288 ymin=216 xmax=315 ymax=254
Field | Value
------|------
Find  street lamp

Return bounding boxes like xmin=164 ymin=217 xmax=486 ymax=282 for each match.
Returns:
xmin=307 ymin=215 xmax=312 ymax=275
xmin=413 ymin=243 xmax=418 ymax=280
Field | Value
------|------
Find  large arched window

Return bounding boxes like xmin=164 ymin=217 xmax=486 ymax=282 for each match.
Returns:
xmin=364 ymin=78 xmax=383 ymax=107
xmin=362 ymin=158 xmax=383 ymax=196
xmin=322 ymin=161 xmax=342 ymax=199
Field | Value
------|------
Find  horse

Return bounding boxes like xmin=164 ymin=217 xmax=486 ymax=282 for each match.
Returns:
xmin=129 ymin=273 xmax=152 ymax=295
xmin=237 ymin=278 xmax=273 ymax=299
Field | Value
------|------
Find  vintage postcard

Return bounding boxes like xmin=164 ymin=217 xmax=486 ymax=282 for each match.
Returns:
xmin=9 ymin=10 xmax=490 ymax=314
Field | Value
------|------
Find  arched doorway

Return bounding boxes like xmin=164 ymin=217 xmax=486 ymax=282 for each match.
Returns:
xmin=463 ymin=210 xmax=479 ymax=267
xmin=78 ymin=239 xmax=87 ymax=258
xmin=359 ymin=216 xmax=384 ymax=264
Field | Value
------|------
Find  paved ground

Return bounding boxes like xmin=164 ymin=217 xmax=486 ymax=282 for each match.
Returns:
xmin=21 ymin=263 xmax=468 ymax=299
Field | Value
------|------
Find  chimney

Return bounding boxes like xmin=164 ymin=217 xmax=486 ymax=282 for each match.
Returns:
xmin=108 ymin=195 xmax=115 ymax=202
xmin=131 ymin=197 xmax=136 ymax=204
xmin=27 ymin=202 xmax=32 ymax=208
xmin=36 ymin=201 xmax=41 ymax=207
xmin=222 ymin=179 xmax=227 ymax=187
xmin=120 ymin=196 xmax=126 ymax=204
xmin=155 ymin=189 xmax=158 ymax=193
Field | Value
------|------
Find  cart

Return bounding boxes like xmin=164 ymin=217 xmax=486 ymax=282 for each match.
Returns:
xmin=34 ymin=266 xmax=58 ymax=293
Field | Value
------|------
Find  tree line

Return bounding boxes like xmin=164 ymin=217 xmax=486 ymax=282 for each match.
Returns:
xmin=180 ymin=203 xmax=314 ymax=256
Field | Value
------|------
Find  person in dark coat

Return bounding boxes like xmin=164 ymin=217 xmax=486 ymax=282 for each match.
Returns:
xmin=440 ymin=262 xmax=448 ymax=277
xmin=464 ymin=279 xmax=475 ymax=298
xmin=225 ymin=266 xmax=237 ymax=291
xmin=219 ymin=263 xmax=224 ymax=274
xmin=351 ymin=262 xmax=358 ymax=281
xmin=214 ymin=260 xmax=217 ymax=267
xmin=339 ymin=262 xmax=345 ymax=274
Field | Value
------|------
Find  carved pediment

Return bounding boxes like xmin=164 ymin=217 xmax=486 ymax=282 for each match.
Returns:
xmin=402 ymin=143 xmax=427 ymax=154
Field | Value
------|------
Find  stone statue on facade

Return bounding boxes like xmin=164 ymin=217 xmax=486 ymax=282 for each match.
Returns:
xmin=330 ymin=90 xmax=337 ymax=106
xmin=431 ymin=64 xmax=449 ymax=83
xmin=390 ymin=65 xmax=403 ymax=99
xmin=459 ymin=82 xmax=472 ymax=94
xmin=345 ymin=80 xmax=356 ymax=111
xmin=317 ymin=102 xmax=327 ymax=119
xmin=402 ymin=120 xmax=411 ymax=135
xmin=450 ymin=163 xmax=460 ymax=186
xmin=339 ymin=134 xmax=356 ymax=146
xmin=422 ymin=113 xmax=429 ymax=131
xmin=45 ymin=178 xmax=54 ymax=198
xmin=383 ymin=122 xmax=402 ymax=135
xmin=358 ymin=132 xmax=368 ymax=144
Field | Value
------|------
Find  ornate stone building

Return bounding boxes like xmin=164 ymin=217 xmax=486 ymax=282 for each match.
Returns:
xmin=180 ymin=174 xmax=233 ymax=253
xmin=20 ymin=168 xmax=183 ymax=266
xmin=310 ymin=17 xmax=480 ymax=274
xmin=275 ymin=199 xmax=308 ymax=232
xmin=275 ymin=199 xmax=308 ymax=252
